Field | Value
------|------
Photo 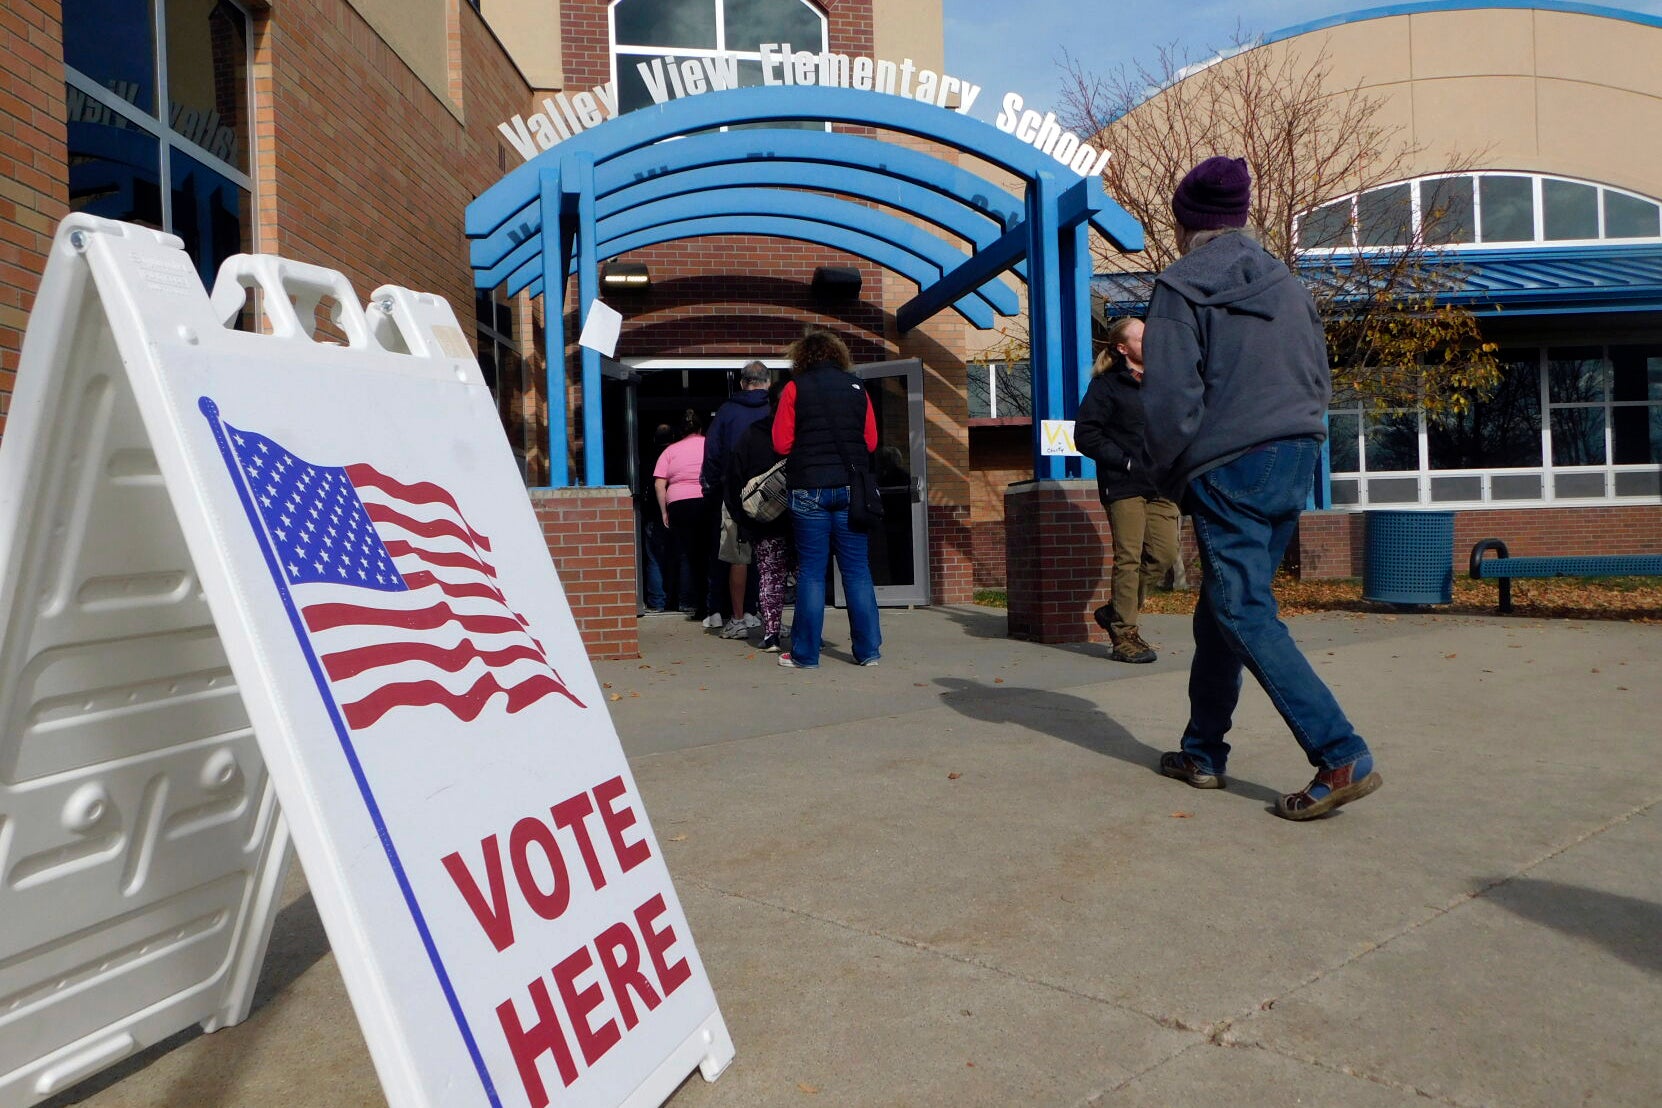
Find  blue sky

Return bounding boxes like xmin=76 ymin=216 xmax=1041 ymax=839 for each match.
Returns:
xmin=943 ymin=0 xmax=1662 ymax=121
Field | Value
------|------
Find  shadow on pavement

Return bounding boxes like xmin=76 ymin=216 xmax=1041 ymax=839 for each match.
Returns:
xmin=1483 ymin=877 xmax=1662 ymax=976
xmin=932 ymin=676 xmax=1284 ymax=807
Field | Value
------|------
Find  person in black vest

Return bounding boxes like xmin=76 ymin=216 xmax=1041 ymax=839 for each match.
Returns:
xmin=770 ymin=330 xmax=882 ymax=669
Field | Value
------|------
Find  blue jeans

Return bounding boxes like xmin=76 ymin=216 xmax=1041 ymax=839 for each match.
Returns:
xmin=641 ymin=516 xmax=670 ymax=609
xmin=1180 ymin=438 xmax=1370 ymax=774
xmin=788 ymin=486 xmax=881 ymax=667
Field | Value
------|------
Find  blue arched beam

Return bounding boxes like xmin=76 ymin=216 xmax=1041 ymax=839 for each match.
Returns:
xmin=467 ymin=87 xmax=1142 ymax=252
xmin=465 ymin=86 xmax=1146 ymax=486
xmin=897 ymin=172 xmax=1106 ymax=334
xmin=475 ymin=160 xmax=1025 ymax=294
xmin=519 ymin=216 xmax=1000 ymax=330
xmin=502 ymin=189 xmax=1019 ymax=321
xmin=597 ymin=129 xmax=1025 ymax=226
xmin=607 ymin=191 xmax=1016 ymax=316
xmin=472 ymin=139 xmax=1030 ymax=291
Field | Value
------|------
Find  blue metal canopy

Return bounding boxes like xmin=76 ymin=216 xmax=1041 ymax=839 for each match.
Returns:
xmin=1094 ymin=242 xmax=1662 ymax=317
xmin=466 ymin=85 xmax=1145 ymax=486
xmin=1416 ymin=243 xmax=1662 ymax=315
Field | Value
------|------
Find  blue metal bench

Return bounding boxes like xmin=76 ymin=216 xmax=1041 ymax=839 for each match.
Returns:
xmin=1468 ymin=538 xmax=1662 ymax=613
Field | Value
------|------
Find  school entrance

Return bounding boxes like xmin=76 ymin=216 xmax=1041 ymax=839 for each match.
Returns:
xmin=601 ymin=357 xmax=929 ymax=608
xmin=465 ymin=83 xmax=1143 ymax=655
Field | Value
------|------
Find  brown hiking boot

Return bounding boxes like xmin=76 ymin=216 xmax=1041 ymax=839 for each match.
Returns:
xmin=1110 ymin=629 xmax=1157 ymax=664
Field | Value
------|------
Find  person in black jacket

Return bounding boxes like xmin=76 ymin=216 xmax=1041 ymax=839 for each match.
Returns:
xmin=1074 ymin=317 xmax=1180 ymax=663
xmin=771 ymin=330 xmax=882 ymax=669
xmin=725 ymin=382 xmax=793 ymax=652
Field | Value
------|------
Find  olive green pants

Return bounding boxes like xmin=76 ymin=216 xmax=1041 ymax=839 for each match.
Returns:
xmin=1105 ymin=495 xmax=1181 ymax=639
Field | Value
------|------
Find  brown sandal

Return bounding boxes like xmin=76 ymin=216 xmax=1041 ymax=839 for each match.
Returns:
xmin=1275 ymin=763 xmax=1382 ymax=821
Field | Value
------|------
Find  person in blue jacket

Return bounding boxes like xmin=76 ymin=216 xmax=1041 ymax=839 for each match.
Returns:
xmin=702 ymin=361 xmax=771 ymax=638
xmin=1141 ymin=156 xmax=1382 ymax=821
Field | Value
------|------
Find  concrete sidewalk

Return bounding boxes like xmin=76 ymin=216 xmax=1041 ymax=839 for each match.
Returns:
xmin=47 ymin=605 xmax=1662 ymax=1107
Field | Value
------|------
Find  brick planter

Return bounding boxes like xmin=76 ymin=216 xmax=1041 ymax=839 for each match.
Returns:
xmin=1003 ymin=482 xmax=1104 ymax=643
xmin=529 ymin=487 xmax=639 ymax=660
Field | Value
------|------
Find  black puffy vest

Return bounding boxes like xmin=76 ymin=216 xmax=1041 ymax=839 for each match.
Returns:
xmin=787 ymin=362 xmax=870 ymax=490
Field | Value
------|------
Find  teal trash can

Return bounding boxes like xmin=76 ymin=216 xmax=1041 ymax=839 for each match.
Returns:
xmin=1362 ymin=510 xmax=1454 ymax=605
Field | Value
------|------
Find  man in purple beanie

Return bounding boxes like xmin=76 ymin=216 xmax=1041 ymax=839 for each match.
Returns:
xmin=1140 ymin=156 xmax=1383 ymax=821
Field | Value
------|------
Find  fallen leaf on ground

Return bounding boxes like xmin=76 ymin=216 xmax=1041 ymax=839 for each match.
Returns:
xmin=608 ymin=693 xmax=621 ymax=702
xmin=1443 ymin=653 xmax=1457 ymax=659
xmin=629 ymin=692 xmax=640 ymax=698
xmin=602 ymin=682 xmax=613 ymax=689
xmin=1171 ymin=811 xmax=1192 ymax=819
xmin=668 ymin=834 xmax=687 ymax=842
xmin=947 ymin=772 xmax=962 ymax=780
xmin=993 ymin=677 xmax=1004 ymax=684
xmin=797 ymin=1083 xmax=818 ymax=1095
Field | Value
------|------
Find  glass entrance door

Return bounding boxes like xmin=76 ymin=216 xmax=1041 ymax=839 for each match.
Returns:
xmin=839 ymin=358 xmax=929 ymax=606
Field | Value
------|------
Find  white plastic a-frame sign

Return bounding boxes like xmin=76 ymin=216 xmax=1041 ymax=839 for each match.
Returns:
xmin=0 ymin=216 xmax=733 ymax=1108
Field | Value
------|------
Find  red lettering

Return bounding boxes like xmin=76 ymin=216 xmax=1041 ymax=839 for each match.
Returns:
xmin=495 ymin=976 xmax=578 ymax=1106
xmin=594 ymin=775 xmax=651 ymax=874
xmin=551 ymin=791 xmax=607 ymax=891
xmin=633 ymin=893 xmax=691 ymax=997
xmin=441 ymin=835 xmax=515 ymax=952
xmin=509 ymin=816 xmax=571 ymax=921
xmin=552 ymin=944 xmax=621 ymax=1067
xmin=594 ymin=921 xmax=661 ymax=1030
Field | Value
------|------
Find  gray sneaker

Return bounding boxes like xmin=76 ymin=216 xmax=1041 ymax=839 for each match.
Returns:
xmin=719 ymin=618 xmax=749 ymax=640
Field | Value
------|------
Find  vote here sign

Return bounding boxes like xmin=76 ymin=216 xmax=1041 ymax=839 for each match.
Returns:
xmin=24 ymin=219 xmax=731 ymax=1108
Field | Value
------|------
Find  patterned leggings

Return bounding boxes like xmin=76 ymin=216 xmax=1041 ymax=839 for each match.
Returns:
xmin=753 ymin=536 xmax=788 ymax=637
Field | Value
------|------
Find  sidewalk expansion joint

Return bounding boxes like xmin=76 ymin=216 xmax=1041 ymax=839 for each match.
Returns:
xmin=680 ymin=876 xmax=1192 ymax=1037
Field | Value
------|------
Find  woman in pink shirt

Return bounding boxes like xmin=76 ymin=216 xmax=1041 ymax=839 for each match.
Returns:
xmin=653 ymin=410 xmax=710 ymax=618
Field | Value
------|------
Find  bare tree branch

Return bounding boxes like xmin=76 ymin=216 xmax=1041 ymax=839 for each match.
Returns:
xmin=1058 ymin=35 xmax=1500 ymax=414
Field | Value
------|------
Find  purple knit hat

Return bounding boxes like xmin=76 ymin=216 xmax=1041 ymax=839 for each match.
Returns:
xmin=1172 ymin=156 xmax=1252 ymax=230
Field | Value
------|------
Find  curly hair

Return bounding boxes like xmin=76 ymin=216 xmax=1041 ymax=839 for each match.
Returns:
xmin=1092 ymin=317 xmax=1141 ymax=378
xmin=786 ymin=329 xmax=854 ymax=374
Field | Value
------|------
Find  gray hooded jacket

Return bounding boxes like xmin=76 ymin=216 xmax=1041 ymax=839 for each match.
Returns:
xmin=1140 ymin=231 xmax=1330 ymax=501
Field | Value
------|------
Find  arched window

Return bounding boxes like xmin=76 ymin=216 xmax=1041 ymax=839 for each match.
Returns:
xmin=611 ymin=0 xmax=828 ymax=119
xmin=1297 ymin=173 xmax=1662 ymax=251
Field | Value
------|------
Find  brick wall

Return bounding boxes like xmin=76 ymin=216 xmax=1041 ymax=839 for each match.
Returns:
xmin=531 ymin=487 xmax=640 ymax=660
xmin=1005 ymin=481 xmax=1110 ymax=643
xmin=0 ymin=0 xmax=67 ymax=434
xmin=256 ymin=0 xmax=532 ymax=327
xmin=1295 ymin=504 xmax=1662 ymax=579
xmin=928 ymin=503 xmax=973 ymax=604
xmin=969 ymin=423 xmax=1029 ymax=587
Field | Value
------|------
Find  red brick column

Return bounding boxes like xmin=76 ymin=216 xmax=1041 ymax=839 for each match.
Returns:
xmin=1005 ymin=481 xmax=1115 ymax=644
xmin=928 ymin=503 xmax=974 ymax=604
xmin=1 ymin=0 xmax=68 ymax=436
xmin=530 ymin=488 xmax=639 ymax=660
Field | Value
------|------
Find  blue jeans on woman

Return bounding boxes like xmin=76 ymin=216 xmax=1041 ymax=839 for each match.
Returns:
xmin=1179 ymin=437 xmax=1371 ymax=775
xmin=787 ymin=486 xmax=882 ymax=667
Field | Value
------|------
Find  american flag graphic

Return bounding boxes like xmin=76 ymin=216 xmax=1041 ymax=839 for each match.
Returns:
xmin=217 ymin=416 xmax=585 ymax=730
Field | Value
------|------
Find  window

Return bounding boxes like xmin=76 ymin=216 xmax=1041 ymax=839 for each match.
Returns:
xmin=1296 ymin=173 xmax=1662 ymax=251
xmin=63 ymin=0 xmax=254 ymax=289
xmin=966 ymin=362 xmax=1031 ymax=419
xmin=476 ymin=288 xmax=530 ymax=478
xmin=612 ymin=0 xmax=828 ymax=128
xmin=1329 ymin=345 xmax=1662 ymax=506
